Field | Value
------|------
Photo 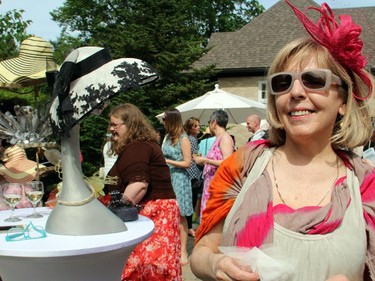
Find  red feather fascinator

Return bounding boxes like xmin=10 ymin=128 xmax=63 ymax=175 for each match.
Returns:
xmin=285 ymin=0 xmax=372 ymax=100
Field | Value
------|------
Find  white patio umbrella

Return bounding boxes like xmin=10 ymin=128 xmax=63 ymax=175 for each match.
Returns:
xmin=156 ymin=84 xmax=266 ymax=124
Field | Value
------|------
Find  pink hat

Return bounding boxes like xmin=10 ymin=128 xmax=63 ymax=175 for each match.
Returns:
xmin=0 ymin=145 xmax=45 ymax=183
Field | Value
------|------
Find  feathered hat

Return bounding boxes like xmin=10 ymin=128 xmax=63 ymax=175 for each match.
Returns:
xmin=285 ymin=0 xmax=372 ymax=100
xmin=0 ymin=105 xmax=52 ymax=145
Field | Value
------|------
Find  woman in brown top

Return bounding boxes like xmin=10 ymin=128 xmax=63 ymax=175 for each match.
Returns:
xmin=107 ymin=103 xmax=182 ymax=281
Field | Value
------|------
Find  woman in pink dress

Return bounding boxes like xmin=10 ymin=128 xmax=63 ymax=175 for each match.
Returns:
xmin=194 ymin=109 xmax=234 ymax=220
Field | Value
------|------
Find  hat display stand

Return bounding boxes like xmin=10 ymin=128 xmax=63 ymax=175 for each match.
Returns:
xmin=45 ymin=124 xmax=127 ymax=235
xmin=45 ymin=46 xmax=158 ymax=235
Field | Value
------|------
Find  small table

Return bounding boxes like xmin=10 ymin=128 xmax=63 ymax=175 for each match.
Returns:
xmin=0 ymin=207 xmax=154 ymax=281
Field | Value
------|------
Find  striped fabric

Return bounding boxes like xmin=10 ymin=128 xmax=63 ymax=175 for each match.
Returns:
xmin=0 ymin=145 xmax=45 ymax=183
xmin=0 ymin=36 xmax=56 ymax=87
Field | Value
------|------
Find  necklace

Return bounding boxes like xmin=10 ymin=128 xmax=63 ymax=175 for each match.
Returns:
xmin=271 ymin=153 xmax=339 ymax=206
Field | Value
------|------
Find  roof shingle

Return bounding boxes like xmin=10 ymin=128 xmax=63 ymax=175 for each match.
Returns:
xmin=192 ymin=0 xmax=375 ymax=72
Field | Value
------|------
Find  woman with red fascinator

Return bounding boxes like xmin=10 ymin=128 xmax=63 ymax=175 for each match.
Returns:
xmin=190 ymin=1 xmax=375 ymax=280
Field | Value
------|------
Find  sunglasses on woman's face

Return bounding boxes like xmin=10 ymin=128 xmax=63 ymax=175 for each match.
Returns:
xmin=268 ymin=68 xmax=342 ymax=95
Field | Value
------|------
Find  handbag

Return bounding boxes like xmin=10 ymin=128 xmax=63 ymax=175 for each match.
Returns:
xmin=108 ymin=191 xmax=139 ymax=222
xmin=192 ymin=178 xmax=203 ymax=190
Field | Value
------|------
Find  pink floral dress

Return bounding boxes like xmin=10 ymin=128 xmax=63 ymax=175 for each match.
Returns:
xmin=200 ymin=135 xmax=229 ymax=219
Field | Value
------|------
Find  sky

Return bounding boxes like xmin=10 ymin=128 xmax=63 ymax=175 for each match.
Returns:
xmin=0 ymin=0 xmax=374 ymax=41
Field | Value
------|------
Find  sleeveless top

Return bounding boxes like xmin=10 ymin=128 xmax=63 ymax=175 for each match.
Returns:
xmin=203 ymin=135 xmax=224 ymax=177
xmin=224 ymin=148 xmax=366 ymax=281
xmin=273 ymin=167 xmax=366 ymax=281
xmin=200 ymin=134 xmax=234 ymax=218
xmin=162 ymin=133 xmax=193 ymax=216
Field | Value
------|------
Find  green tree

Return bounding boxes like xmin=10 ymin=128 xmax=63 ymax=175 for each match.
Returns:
xmin=0 ymin=9 xmax=42 ymax=113
xmin=0 ymin=9 xmax=31 ymax=60
xmin=188 ymin=0 xmax=265 ymax=41
xmin=51 ymin=0 xmax=264 ymax=116
xmin=50 ymin=0 xmax=264 ymax=173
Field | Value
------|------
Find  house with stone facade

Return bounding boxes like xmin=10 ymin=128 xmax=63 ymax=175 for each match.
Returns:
xmin=192 ymin=0 xmax=375 ymax=106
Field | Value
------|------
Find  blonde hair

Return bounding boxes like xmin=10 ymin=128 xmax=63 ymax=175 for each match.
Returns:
xmin=267 ymin=37 xmax=375 ymax=149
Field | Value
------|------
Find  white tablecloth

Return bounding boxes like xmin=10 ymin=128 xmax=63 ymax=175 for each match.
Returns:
xmin=0 ymin=207 xmax=154 ymax=281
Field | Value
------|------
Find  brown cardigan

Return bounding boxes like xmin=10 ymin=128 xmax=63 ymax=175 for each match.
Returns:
xmin=106 ymin=140 xmax=175 ymax=202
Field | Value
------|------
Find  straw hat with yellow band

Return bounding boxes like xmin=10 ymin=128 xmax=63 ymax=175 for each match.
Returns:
xmin=0 ymin=145 xmax=45 ymax=183
xmin=0 ymin=36 xmax=57 ymax=88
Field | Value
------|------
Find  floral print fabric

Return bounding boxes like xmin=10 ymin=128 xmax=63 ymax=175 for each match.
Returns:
xmin=200 ymin=135 xmax=224 ymax=218
xmin=122 ymin=199 xmax=182 ymax=281
xmin=162 ymin=133 xmax=193 ymax=216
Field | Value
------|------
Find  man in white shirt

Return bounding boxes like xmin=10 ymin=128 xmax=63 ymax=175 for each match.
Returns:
xmin=246 ymin=114 xmax=267 ymax=142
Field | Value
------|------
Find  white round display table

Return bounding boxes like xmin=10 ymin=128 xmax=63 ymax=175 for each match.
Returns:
xmin=0 ymin=207 xmax=154 ymax=281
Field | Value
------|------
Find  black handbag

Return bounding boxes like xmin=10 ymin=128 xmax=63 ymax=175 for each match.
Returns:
xmin=192 ymin=179 xmax=203 ymax=190
xmin=108 ymin=191 xmax=139 ymax=222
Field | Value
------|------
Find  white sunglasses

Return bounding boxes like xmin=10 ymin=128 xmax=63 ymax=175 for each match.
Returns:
xmin=268 ymin=68 xmax=342 ymax=95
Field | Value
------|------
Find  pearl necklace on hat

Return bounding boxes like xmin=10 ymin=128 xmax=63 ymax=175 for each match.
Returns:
xmin=271 ymin=151 xmax=340 ymax=207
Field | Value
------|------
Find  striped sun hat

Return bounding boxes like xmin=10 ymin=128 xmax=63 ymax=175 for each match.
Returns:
xmin=0 ymin=145 xmax=45 ymax=183
xmin=0 ymin=36 xmax=57 ymax=88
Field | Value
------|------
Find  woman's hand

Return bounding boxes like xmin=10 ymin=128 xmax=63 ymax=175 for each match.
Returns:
xmin=193 ymin=155 xmax=213 ymax=166
xmin=193 ymin=155 xmax=205 ymax=165
xmin=212 ymin=255 xmax=259 ymax=281
xmin=326 ymin=275 xmax=350 ymax=281
xmin=191 ymin=220 xmax=259 ymax=281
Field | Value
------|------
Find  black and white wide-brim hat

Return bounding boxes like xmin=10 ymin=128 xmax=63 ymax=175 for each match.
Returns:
xmin=50 ymin=46 xmax=158 ymax=136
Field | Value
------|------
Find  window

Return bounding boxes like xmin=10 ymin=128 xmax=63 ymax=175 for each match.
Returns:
xmin=258 ymin=80 xmax=267 ymax=104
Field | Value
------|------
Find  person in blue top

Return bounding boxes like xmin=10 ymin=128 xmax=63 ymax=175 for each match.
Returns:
xmin=198 ymin=127 xmax=216 ymax=157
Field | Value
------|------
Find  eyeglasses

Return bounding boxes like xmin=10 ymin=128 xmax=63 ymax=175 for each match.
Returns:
xmin=268 ymin=68 xmax=342 ymax=95
xmin=109 ymin=122 xmax=125 ymax=130
xmin=6 ymin=222 xmax=46 ymax=242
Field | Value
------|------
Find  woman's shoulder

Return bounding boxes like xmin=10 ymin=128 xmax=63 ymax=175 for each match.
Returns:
xmin=123 ymin=141 xmax=164 ymax=162
xmin=125 ymin=140 xmax=159 ymax=151
xmin=236 ymin=139 xmax=270 ymax=152
xmin=179 ymin=133 xmax=190 ymax=144
xmin=341 ymin=149 xmax=375 ymax=183
xmin=232 ymin=140 xmax=272 ymax=168
xmin=221 ymin=132 xmax=232 ymax=140
xmin=188 ymin=134 xmax=198 ymax=143
xmin=188 ymin=134 xmax=196 ymax=140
